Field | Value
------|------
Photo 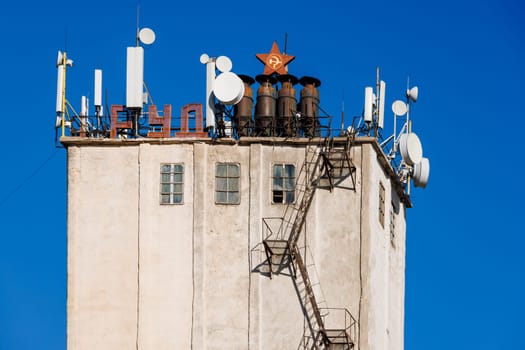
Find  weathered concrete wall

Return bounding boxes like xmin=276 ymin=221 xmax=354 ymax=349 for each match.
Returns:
xmin=66 ymin=138 xmax=407 ymax=350
xmin=359 ymin=143 xmax=407 ymax=350
xmin=67 ymin=146 xmax=139 ymax=350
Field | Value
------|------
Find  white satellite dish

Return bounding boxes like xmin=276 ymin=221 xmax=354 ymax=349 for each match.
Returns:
xmin=406 ymin=86 xmax=418 ymax=102
xmin=412 ymin=157 xmax=430 ymax=188
xmin=216 ymin=56 xmax=233 ymax=73
xmin=138 ymin=28 xmax=156 ymax=45
xmin=392 ymin=100 xmax=407 ymax=116
xmin=398 ymin=132 xmax=423 ymax=165
xmin=213 ymin=72 xmax=244 ymax=105
xmin=200 ymin=53 xmax=210 ymax=64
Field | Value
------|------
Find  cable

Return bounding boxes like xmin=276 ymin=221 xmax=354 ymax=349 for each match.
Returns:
xmin=0 ymin=149 xmax=60 ymax=208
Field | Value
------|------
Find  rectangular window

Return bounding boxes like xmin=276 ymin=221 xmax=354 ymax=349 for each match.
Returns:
xmin=272 ymin=164 xmax=296 ymax=204
xmin=379 ymin=182 xmax=385 ymax=227
xmin=390 ymin=201 xmax=396 ymax=247
xmin=160 ymin=164 xmax=184 ymax=205
xmin=215 ymin=163 xmax=240 ymax=204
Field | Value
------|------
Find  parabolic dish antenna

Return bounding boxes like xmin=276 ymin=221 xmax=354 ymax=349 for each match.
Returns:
xmin=138 ymin=28 xmax=156 ymax=45
xmin=216 ymin=56 xmax=233 ymax=73
xmin=200 ymin=53 xmax=210 ymax=64
xmin=398 ymin=132 xmax=423 ymax=165
xmin=213 ymin=72 xmax=245 ymax=105
xmin=412 ymin=157 xmax=430 ymax=188
xmin=392 ymin=100 xmax=407 ymax=116
xmin=406 ymin=86 xmax=419 ymax=102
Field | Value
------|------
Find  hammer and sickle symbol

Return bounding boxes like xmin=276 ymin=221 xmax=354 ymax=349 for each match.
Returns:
xmin=267 ymin=54 xmax=282 ymax=69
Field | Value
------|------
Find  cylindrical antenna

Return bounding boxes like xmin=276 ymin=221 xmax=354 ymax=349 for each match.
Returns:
xmin=126 ymin=47 xmax=144 ymax=109
xmin=364 ymin=87 xmax=373 ymax=123
xmin=200 ymin=54 xmax=216 ymax=130
xmin=94 ymin=69 xmax=102 ymax=108
xmin=378 ymin=80 xmax=386 ymax=129
xmin=283 ymin=33 xmax=288 ymax=55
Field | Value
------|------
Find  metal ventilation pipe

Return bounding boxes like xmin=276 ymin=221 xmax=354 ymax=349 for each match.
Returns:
xmin=299 ymin=76 xmax=321 ymax=137
xmin=277 ymin=74 xmax=298 ymax=137
xmin=254 ymin=74 xmax=277 ymax=137
xmin=234 ymin=75 xmax=255 ymax=137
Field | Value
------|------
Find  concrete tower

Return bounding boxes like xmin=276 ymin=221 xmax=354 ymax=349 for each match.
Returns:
xmin=60 ymin=41 xmax=423 ymax=350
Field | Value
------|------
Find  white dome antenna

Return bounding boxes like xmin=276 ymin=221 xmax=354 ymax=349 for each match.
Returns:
xmin=216 ymin=56 xmax=233 ymax=73
xmin=392 ymin=100 xmax=407 ymax=116
xmin=412 ymin=157 xmax=430 ymax=188
xmin=406 ymin=86 xmax=419 ymax=103
xmin=138 ymin=27 xmax=156 ymax=45
xmin=398 ymin=132 xmax=423 ymax=166
xmin=213 ymin=72 xmax=244 ymax=105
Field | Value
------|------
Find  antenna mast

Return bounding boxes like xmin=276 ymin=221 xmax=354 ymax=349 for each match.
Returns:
xmin=341 ymin=90 xmax=345 ymax=135
xmin=136 ymin=5 xmax=140 ymax=46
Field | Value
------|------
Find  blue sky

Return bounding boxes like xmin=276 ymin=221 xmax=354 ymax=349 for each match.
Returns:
xmin=0 ymin=0 xmax=523 ymax=349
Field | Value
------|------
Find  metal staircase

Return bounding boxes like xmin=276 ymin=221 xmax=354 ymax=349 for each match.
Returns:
xmin=262 ymin=135 xmax=357 ymax=349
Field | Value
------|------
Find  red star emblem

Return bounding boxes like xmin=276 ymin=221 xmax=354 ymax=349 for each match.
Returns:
xmin=256 ymin=41 xmax=295 ymax=75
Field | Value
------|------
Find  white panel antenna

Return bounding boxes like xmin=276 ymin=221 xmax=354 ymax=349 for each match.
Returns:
xmin=56 ymin=65 xmax=65 ymax=113
xmin=378 ymin=80 xmax=386 ymax=129
xmin=200 ymin=53 xmax=216 ymax=130
xmin=80 ymin=96 xmax=88 ymax=117
xmin=126 ymin=46 xmax=144 ymax=108
xmin=94 ymin=69 xmax=102 ymax=107
xmin=364 ymin=87 xmax=373 ymax=123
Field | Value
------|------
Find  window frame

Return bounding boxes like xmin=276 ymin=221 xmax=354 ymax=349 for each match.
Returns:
xmin=160 ymin=163 xmax=184 ymax=205
xmin=271 ymin=163 xmax=296 ymax=204
xmin=379 ymin=182 xmax=385 ymax=228
xmin=215 ymin=162 xmax=241 ymax=205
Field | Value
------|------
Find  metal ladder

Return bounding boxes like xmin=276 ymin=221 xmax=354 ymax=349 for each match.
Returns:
xmin=262 ymin=136 xmax=357 ymax=349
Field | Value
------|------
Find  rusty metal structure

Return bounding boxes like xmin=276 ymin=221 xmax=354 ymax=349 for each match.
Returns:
xmin=254 ymin=74 xmax=277 ymax=136
xmin=234 ymin=75 xmax=255 ymax=136
xmin=299 ymin=76 xmax=322 ymax=138
xmin=277 ymin=74 xmax=299 ymax=137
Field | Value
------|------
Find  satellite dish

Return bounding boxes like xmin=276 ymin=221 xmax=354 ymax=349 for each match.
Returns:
xmin=398 ymin=132 xmax=423 ymax=165
xmin=200 ymin=53 xmax=210 ymax=64
xmin=392 ymin=100 xmax=407 ymax=116
xmin=213 ymin=72 xmax=245 ymax=105
xmin=412 ymin=157 xmax=430 ymax=188
xmin=216 ymin=56 xmax=233 ymax=73
xmin=406 ymin=86 xmax=418 ymax=102
xmin=138 ymin=28 xmax=156 ymax=45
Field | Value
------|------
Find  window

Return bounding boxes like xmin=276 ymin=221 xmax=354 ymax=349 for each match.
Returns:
xmin=215 ymin=163 xmax=240 ymax=204
xmin=390 ymin=202 xmax=396 ymax=247
xmin=160 ymin=164 xmax=184 ymax=204
xmin=379 ymin=182 xmax=385 ymax=227
xmin=272 ymin=164 xmax=295 ymax=204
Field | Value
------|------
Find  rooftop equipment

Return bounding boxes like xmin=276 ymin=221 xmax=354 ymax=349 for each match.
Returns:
xmin=277 ymin=74 xmax=298 ymax=137
xmin=234 ymin=75 xmax=255 ymax=137
xmin=254 ymin=74 xmax=277 ymax=136
xmin=298 ymin=76 xmax=321 ymax=137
